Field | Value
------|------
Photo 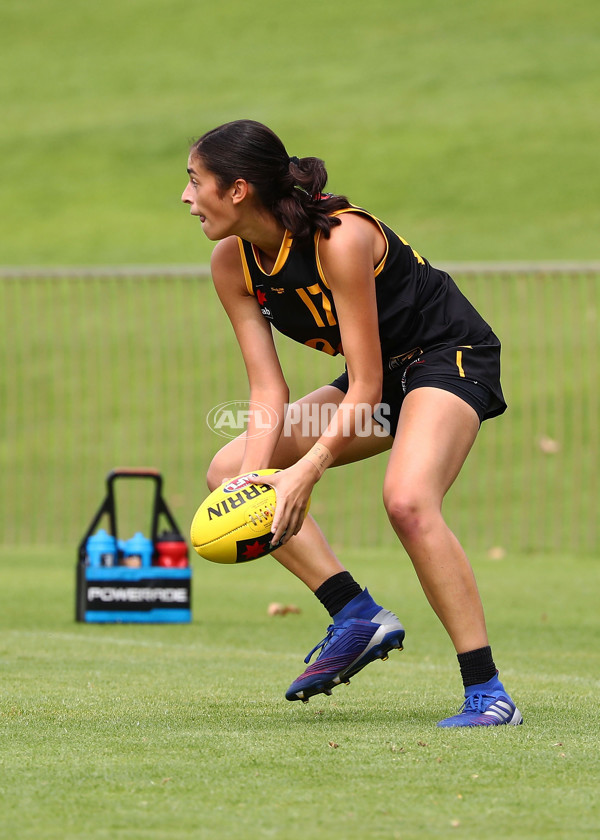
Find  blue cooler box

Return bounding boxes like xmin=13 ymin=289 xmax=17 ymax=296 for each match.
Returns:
xmin=76 ymin=469 xmax=192 ymax=624
xmin=78 ymin=565 xmax=191 ymax=623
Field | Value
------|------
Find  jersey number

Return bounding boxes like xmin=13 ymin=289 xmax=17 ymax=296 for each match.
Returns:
xmin=296 ymin=284 xmax=341 ymax=355
xmin=296 ymin=284 xmax=337 ymax=327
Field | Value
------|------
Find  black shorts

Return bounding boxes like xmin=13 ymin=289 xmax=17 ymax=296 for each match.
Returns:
xmin=330 ymin=339 xmax=507 ymax=437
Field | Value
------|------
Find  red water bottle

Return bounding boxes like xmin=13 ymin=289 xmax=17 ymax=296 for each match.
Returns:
xmin=155 ymin=531 xmax=189 ymax=567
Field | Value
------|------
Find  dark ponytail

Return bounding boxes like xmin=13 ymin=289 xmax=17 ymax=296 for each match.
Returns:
xmin=191 ymin=120 xmax=351 ymax=246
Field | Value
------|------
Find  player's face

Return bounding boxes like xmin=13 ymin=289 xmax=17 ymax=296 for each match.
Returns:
xmin=182 ymin=156 xmax=237 ymax=241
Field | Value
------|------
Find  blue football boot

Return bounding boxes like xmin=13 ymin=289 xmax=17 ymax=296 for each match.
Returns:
xmin=437 ymin=673 xmax=523 ymax=727
xmin=285 ymin=589 xmax=405 ymax=702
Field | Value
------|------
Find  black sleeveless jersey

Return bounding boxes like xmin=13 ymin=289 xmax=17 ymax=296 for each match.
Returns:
xmin=237 ymin=207 xmax=494 ymax=362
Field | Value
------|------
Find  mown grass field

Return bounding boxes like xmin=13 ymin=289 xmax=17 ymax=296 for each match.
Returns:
xmin=1 ymin=0 xmax=599 ymax=265
xmin=1 ymin=1 xmax=599 ymax=837
xmin=1 ymin=546 xmax=599 ymax=840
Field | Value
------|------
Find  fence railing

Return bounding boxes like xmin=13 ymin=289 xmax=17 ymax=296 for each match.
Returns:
xmin=1 ymin=264 xmax=598 ymax=555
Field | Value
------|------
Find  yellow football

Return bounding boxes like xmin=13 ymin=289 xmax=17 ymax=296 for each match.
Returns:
xmin=190 ymin=470 xmax=311 ymax=564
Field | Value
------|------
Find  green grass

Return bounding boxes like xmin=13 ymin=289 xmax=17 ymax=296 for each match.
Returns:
xmin=2 ymin=2 xmax=598 ymax=835
xmin=1 ymin=546 xmax=599 ymax=839
xmin=1 ymin=0 xmax=599 ymax=265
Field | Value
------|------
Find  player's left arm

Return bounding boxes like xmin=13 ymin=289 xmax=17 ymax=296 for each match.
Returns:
xmin=268 ymin=214 xmax=384 ymax=544
xmin=316 ymin=213 xmax=384 ymax=455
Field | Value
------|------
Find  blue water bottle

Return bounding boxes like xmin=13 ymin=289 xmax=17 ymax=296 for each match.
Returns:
xmin=122 ymin=532 xmax=154 ymax=568
xmin=86 ymin=529 xmax=118 ymax=567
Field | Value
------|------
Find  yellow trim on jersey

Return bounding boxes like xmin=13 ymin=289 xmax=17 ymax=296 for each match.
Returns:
xmin=237 ymin=237 xmax=255 ymax=295
xmin=398 ymin=234 xmax=425 ymax=266
xmin=314 ymin=207 xmax=391 ymax=288
xmin=251 ymin=229 xmax=294 ymax=277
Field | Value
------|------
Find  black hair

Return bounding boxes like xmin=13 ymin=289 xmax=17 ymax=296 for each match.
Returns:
xmin=191 ymin=119 xmax=351 ymax=246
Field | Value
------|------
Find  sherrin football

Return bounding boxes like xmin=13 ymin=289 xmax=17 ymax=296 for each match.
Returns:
xmin=190 ymin=470 xmax=311 ymax=564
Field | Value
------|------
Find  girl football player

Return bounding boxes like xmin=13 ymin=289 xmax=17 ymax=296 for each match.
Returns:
xmin=182 ymin=119 xmax=521 ymax=727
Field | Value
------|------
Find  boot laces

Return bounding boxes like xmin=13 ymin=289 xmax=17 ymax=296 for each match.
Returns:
xmin=303 ymin=624 xmax=345 ymax=664
xmin=460 ymin=692 xmax=490 ymax=714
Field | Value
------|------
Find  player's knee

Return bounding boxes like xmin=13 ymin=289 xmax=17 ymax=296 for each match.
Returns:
xmin=206 ymin=448 xmax=239 ymax=491
xmin=206 ymin=458 xmax=222 ymax=492
xmin=383 ymin=489 xmax=434 ymax=542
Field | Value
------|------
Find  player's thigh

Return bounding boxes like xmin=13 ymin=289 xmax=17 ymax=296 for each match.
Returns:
xmin=383 ymin=386 xmax=480 ymax=507
xmin=207 ymin=386 xmax=341 ymax=486
xmin=208 ymin=384 xmax=392 ymax=486
xmin=284 ymin=385 xmax=392 ymax=466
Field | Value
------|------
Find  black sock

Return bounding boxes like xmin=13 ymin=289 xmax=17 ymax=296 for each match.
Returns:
xmin=314 ymin=571 xmax=362 ymax=618
xmin=457 ymin=646 xmax=497 ymax=688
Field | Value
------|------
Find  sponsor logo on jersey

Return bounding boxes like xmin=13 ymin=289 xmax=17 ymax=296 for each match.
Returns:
xmin=256 ymin=287 xmax=273 ymax=318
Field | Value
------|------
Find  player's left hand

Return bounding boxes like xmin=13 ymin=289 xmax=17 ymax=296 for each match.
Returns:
xmin=259 ymin=461 xmax=318 ymax=547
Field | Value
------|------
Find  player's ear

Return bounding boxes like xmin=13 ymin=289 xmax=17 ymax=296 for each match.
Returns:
xmin=231 ymin=178 xmax=249 ymax=205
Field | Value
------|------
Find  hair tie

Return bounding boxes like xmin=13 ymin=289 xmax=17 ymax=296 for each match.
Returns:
xmin=289 ymin=155 xmax=300 ymax=166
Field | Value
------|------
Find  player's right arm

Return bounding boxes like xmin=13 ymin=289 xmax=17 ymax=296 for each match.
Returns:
xmin=210 ymin=236 xmax=289 ymax=473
